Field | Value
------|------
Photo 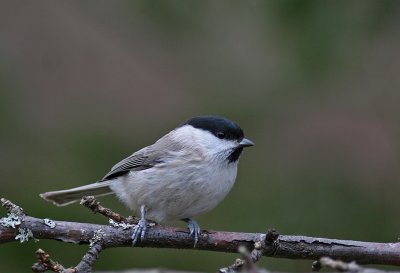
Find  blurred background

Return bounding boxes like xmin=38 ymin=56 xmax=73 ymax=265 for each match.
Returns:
xmin=1 ymin=0 xmax=400 ymax=272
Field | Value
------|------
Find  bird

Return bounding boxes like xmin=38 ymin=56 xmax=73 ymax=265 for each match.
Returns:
xmin=40 ymin=115 xmax=254 ymax=246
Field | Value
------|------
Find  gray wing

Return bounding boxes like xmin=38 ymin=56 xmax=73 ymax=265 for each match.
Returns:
xmin=100 ymin=147 xmax=155 ymax=181
xmin=100 ymin=133 xmax=183 ymax=181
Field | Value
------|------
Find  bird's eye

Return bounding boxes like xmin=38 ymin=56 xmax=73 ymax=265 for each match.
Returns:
xmin=217 ymin=132 xmax=225 ymax=139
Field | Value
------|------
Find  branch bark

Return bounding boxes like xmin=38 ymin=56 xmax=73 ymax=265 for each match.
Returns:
xmin=1 ymin=197 xmax=400 ymax=269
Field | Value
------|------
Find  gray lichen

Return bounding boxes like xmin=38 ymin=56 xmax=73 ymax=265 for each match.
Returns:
xmin=43 ymin=218 xmax=56 ymax=228
xmin=0 ymin=213 xmax=21 ymax=228
xmin=15 ymin=228 xmax=34 ymax=243
xmin=89 ymin=229 xmax=105 ymax=247
xmin=108 ymin=218 xmax=154 ymax=230
xmin=109 ymin=219 xmax=135 ymax=230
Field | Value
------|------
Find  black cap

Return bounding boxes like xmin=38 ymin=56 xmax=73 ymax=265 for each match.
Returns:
xmin=183 ymin=115 xmax=244 ymax=141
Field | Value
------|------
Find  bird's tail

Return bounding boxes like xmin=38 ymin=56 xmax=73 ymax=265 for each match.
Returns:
xmin=39 ymin=181 xmax=114 ymax=206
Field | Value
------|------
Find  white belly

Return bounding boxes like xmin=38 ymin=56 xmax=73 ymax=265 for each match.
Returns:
xmin=110 ymin=160 xmax=238 ymax=223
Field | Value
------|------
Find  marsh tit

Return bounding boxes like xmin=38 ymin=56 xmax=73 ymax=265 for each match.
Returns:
xmin=40 ymin=116 xmax=254 ymax=246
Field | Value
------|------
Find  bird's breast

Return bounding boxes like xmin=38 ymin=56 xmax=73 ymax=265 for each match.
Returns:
xmin=110 ymin=158 xmax=239 ymax=223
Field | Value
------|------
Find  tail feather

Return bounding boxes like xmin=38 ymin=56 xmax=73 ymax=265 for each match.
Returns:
xmin=40 ymin=181 xmax=114 ymax=206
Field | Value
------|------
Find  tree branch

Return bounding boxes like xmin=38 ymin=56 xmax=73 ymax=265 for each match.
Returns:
xmin=1 ymin=197 xmax=400 ymax=270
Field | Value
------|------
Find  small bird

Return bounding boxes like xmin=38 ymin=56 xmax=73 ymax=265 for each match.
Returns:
xmin=40 ymin=115 xmax=254 ymax=246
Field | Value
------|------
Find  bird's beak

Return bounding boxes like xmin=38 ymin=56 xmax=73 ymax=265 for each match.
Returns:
xmin=239 ymin=138 xmax=255 ymax=147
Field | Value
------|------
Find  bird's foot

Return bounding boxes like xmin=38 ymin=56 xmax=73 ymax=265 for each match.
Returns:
xmin=183 ymin=218 xmax=201 ymax=247
xmin=131 ymin=205 xmax=147 ymax=247
xmin=131 ymin=218 xmax=147 ymax=246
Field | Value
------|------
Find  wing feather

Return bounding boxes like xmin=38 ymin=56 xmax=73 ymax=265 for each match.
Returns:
xmin=100 ymin=134 xmax=184 ymax=181
xmin=101 ymin=147 xmax=152 ymax=180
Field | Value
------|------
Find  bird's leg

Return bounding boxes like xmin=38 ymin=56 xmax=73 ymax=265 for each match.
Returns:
xmin=182 ymin=218 xmax=201 ymax=247
xmin=131 ymin=205 xmax=147 ymax=246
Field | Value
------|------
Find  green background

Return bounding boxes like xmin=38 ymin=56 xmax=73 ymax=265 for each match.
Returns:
xmin=1 ymin=1 xmax=400 ymax=272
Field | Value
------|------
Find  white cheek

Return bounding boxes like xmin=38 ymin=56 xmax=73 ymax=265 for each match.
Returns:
xmin=172 ymin=126 xmax=237 ymax=156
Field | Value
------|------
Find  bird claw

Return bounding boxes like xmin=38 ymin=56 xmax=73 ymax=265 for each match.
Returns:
xmin=185 ymin=218 xmax=201 ymax=247
xmin=131 ymin=218 xmax=147 ymax=246
xmin=131 ymin=205 xmax=148 ymax=247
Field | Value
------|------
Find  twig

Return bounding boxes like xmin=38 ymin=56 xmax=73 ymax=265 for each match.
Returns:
xmin=318 ymin=257 xmax=362 ymax=272
xmin=32 ymin=243 xmax=103 ymax=272
xmin=80 ymin=196 xmax=128 ymax=223
xmin=252 ymin=229 xmax=279 ymax=262
xmin=75 ymin=242 xmax=103 ymax=272
xmin=1 ymin=197 xmax=25 ymax=217
xmin=238 ymin=246 xmax=260 ymax=273
xmin=219 ymin=229 xmax=279 ymax=273
xmin=32 ymin=248 xmax=73 ymax=272
xmin=311 ymin=257 xmax=400 ymax=273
